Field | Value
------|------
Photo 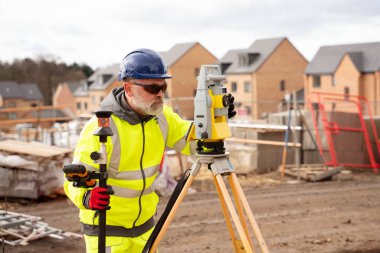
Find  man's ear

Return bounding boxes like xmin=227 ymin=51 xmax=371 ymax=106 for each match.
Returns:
xmin=123 ymin=82 xmax=133 ymax=97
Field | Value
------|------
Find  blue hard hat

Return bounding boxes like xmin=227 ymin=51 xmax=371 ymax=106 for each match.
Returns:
xmin=118 ymin=48 xmax=172 ymax=81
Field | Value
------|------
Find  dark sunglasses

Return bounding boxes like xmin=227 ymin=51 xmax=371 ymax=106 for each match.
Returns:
xmin=131 ymin=81 xmax=168 ymax=95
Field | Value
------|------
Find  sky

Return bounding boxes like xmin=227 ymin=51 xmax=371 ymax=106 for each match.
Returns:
xmin=0 ymin=0 xmax=379 ymax=69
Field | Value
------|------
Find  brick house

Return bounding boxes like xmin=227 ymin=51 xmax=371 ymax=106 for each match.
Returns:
xmin=71 ymin=64 xmax=119 ymax=116
xmin=87 ymin=64 xmax=120 ymax=114
xmin=305 ymin=41 xmax=380 ymax=115
xmin=73 ymin=82 xmax=91 ymax=116
xmin=53 ymin=81 xmax=86 ymax=115
xmin=0 ymin=81 xmax=43 ymax=119
xmin=160 ymin=42 xmax=217 ymax=119
xmin=219 ymin=37 xmax=308 ymax=120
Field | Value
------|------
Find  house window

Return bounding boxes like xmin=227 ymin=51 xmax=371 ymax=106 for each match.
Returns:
xmin=100 ymin=96 xmax=104 ymax=102
xmin=280 ymin=80 xmax=286 ymax=91
xmin=9 ymin=112 xmax=17 ymax=119
xmin=77 ymin=102 xmax=81 ymax=110
xmin=194 ymin=68 xmax=199 ymax=77
xmin=238 ymin=55 xmax=248 ymax=67
xmin=244 ymin=81 xmax=251 ymax=93
xmin=231 ymin=82 xmax=237 ymax=92
xmin=8 ymin=101 xmax=16 ymax=108
xmin=344 ymin=87 xmax=350 ymax=99
xmin=102 ymin=74 xmax=112 ymax=84
xmin=221 ymin=63 xmax=231 ymax=74
xmin=245 ymin=106 xmax=251 ymax=115
xmin=313 ymin=76 xmax=321 ymax=88
xmin=84 ymin=102 xmax=88 ymax=110
xmin=332 ymin=75 xmax=336 ymax=87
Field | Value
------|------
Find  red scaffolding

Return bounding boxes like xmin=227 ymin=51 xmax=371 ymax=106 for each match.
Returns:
xmin=308 ymin=92 xmax=380 ymax=173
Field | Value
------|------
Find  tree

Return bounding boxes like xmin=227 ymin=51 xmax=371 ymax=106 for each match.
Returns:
xmin=0 ymin=56 xmax=91 ymax=105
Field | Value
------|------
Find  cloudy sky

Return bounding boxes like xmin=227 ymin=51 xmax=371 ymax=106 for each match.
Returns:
xmin=0 ymin=0 xmax=379 ymax=69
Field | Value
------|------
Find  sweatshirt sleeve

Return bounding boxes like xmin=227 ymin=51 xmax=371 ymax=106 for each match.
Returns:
xmin=63 ymin=180 xmax=88 ymax=209
xmin=164 ymin=106 xmax=196 ymax=155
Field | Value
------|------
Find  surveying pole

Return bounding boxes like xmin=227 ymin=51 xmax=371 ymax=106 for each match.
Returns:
xmin=91 ymin=110 xmax=113 ymax=253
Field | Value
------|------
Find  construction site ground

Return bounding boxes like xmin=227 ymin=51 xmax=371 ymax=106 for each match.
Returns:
xmin=2 ymin=169 xmax=380 ymax=253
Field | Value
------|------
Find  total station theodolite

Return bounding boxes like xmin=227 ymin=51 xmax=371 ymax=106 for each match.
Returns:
xmin=186 ymin=65 xmax=232 ymax=154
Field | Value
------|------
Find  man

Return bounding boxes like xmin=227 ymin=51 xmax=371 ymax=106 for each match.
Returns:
xmin=64 ymin=48 xmax=235 ymax=253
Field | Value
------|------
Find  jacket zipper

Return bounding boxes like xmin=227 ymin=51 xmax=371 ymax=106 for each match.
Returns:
xmin=131 ymin=121 xmax=147 ymax=232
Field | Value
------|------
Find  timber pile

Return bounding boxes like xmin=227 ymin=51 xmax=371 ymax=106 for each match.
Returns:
xmin=281 ymin=164 xmax=345 ymax=182
xmin=0 ymin=140 xmax=72 ymax=199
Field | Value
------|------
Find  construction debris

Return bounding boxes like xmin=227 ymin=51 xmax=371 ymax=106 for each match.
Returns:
xmin=0 ymin=210 xmax=82 ymax=246
xmin=0 ymin=140 xmax=72 ymax=199
xmin=281 ymin=164 xmax=345 ymax=182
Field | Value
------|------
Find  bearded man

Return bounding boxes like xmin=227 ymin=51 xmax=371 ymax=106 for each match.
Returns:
xmin=64 ymin=49 xmax=196 ymax=253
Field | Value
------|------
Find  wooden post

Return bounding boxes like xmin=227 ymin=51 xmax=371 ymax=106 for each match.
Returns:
xmin=293 ymin=90 xmax=301 ymax=180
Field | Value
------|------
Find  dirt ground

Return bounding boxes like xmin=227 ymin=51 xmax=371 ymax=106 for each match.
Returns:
xmin=1 ymin=169 xmax=380 ymax=253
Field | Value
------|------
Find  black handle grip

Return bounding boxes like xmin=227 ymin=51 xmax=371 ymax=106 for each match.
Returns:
xmin=63 ymin=164 xmax=86 ymax=174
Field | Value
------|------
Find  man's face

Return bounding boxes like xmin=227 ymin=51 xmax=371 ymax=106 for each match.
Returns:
xmin=126 ymin=78 xmax=166 ymax=116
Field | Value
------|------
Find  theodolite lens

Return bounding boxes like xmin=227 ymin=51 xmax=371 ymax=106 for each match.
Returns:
xmin=222 ymin=95 xmax=231 ymax=107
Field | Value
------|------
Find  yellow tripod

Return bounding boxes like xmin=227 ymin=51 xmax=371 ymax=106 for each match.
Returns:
xmin=149 ymin=153 xmax=269 ymax=253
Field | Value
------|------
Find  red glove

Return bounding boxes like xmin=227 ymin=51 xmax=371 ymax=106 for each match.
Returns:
xmin=83 ymin=186 xmax=114 ymax=210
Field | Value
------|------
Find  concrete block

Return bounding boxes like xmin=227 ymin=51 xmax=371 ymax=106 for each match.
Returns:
xmin=227 ymin=145 xmax=257 ymax=173
xmin=334 ymin=170 xmax=353 ymax=181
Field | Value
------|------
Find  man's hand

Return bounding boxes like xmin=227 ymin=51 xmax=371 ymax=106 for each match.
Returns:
xmin=228 ymin=94 xmax=237 ymax=119
xmin=83 ymin=186 xmax=114 ymax=210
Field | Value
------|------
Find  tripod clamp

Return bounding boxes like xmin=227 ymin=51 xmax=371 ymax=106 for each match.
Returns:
xmin=189 ymin=153 xmax=234 ymax=177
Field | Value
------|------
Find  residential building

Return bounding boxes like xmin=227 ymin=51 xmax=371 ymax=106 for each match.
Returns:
xmin=73 ymin=81 xmax=91 ymax=117
xmin=70 ymin=64 xmax=119 ymax=117
xmin=305 ymin=41 xmax=380 ymax=115
xmin=160 ymin=42 xmax=217 ymax=119
xmin=87 ymin=64 xmax=120 ymax=114
xmin=53 ymin=81 xmax=86 ymax=115
xmin=219 ymin=37 xmax=308 ymax=120
xmin=0 ymin=81 xmax=43 ymax=108
xmin=0 ymin=81 xmax=43 ymax=119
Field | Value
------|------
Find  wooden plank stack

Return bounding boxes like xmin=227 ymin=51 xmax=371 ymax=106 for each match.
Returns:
xmin=281 ymin=164 xmax=344 ymax=182
xmin=0 ymin=140 xmax=72 ymax=199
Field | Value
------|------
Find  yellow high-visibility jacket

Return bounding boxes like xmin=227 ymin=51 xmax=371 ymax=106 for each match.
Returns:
xmin=64 ymin=87 xmax=194 ymax=230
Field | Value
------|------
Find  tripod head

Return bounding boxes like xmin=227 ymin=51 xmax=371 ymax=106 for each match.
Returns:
xmin=187 ymin=65 xmax=231 ymax=154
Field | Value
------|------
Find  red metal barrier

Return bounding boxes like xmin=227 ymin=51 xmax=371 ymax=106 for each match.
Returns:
xmin=308 ymin=92 xmax=380 ymax=173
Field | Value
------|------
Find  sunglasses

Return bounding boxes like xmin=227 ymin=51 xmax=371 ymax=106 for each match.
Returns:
xmin=131 ymin=81 xmax=168 ymax=95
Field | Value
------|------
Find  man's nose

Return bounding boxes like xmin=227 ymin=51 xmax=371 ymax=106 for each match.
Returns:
xmin=156 ymin=89 xmax=164 ymax=97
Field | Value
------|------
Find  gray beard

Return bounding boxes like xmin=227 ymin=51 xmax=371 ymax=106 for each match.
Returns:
xmin=130 ymin=88 xmax=163 ymax=116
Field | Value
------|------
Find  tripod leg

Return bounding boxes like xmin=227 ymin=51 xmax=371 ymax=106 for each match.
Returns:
xmin=213 ymin=177 xmax=240 ymax=253
xmin=215 ymin=174 xmax=253 ymax=253
xmin=228 ymin=174 xmax=254 ymax=250
xmin=149 ymin=174 xmax=195 ymax=253
xmin=229 ymin=173 xmax=269 ymax=253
